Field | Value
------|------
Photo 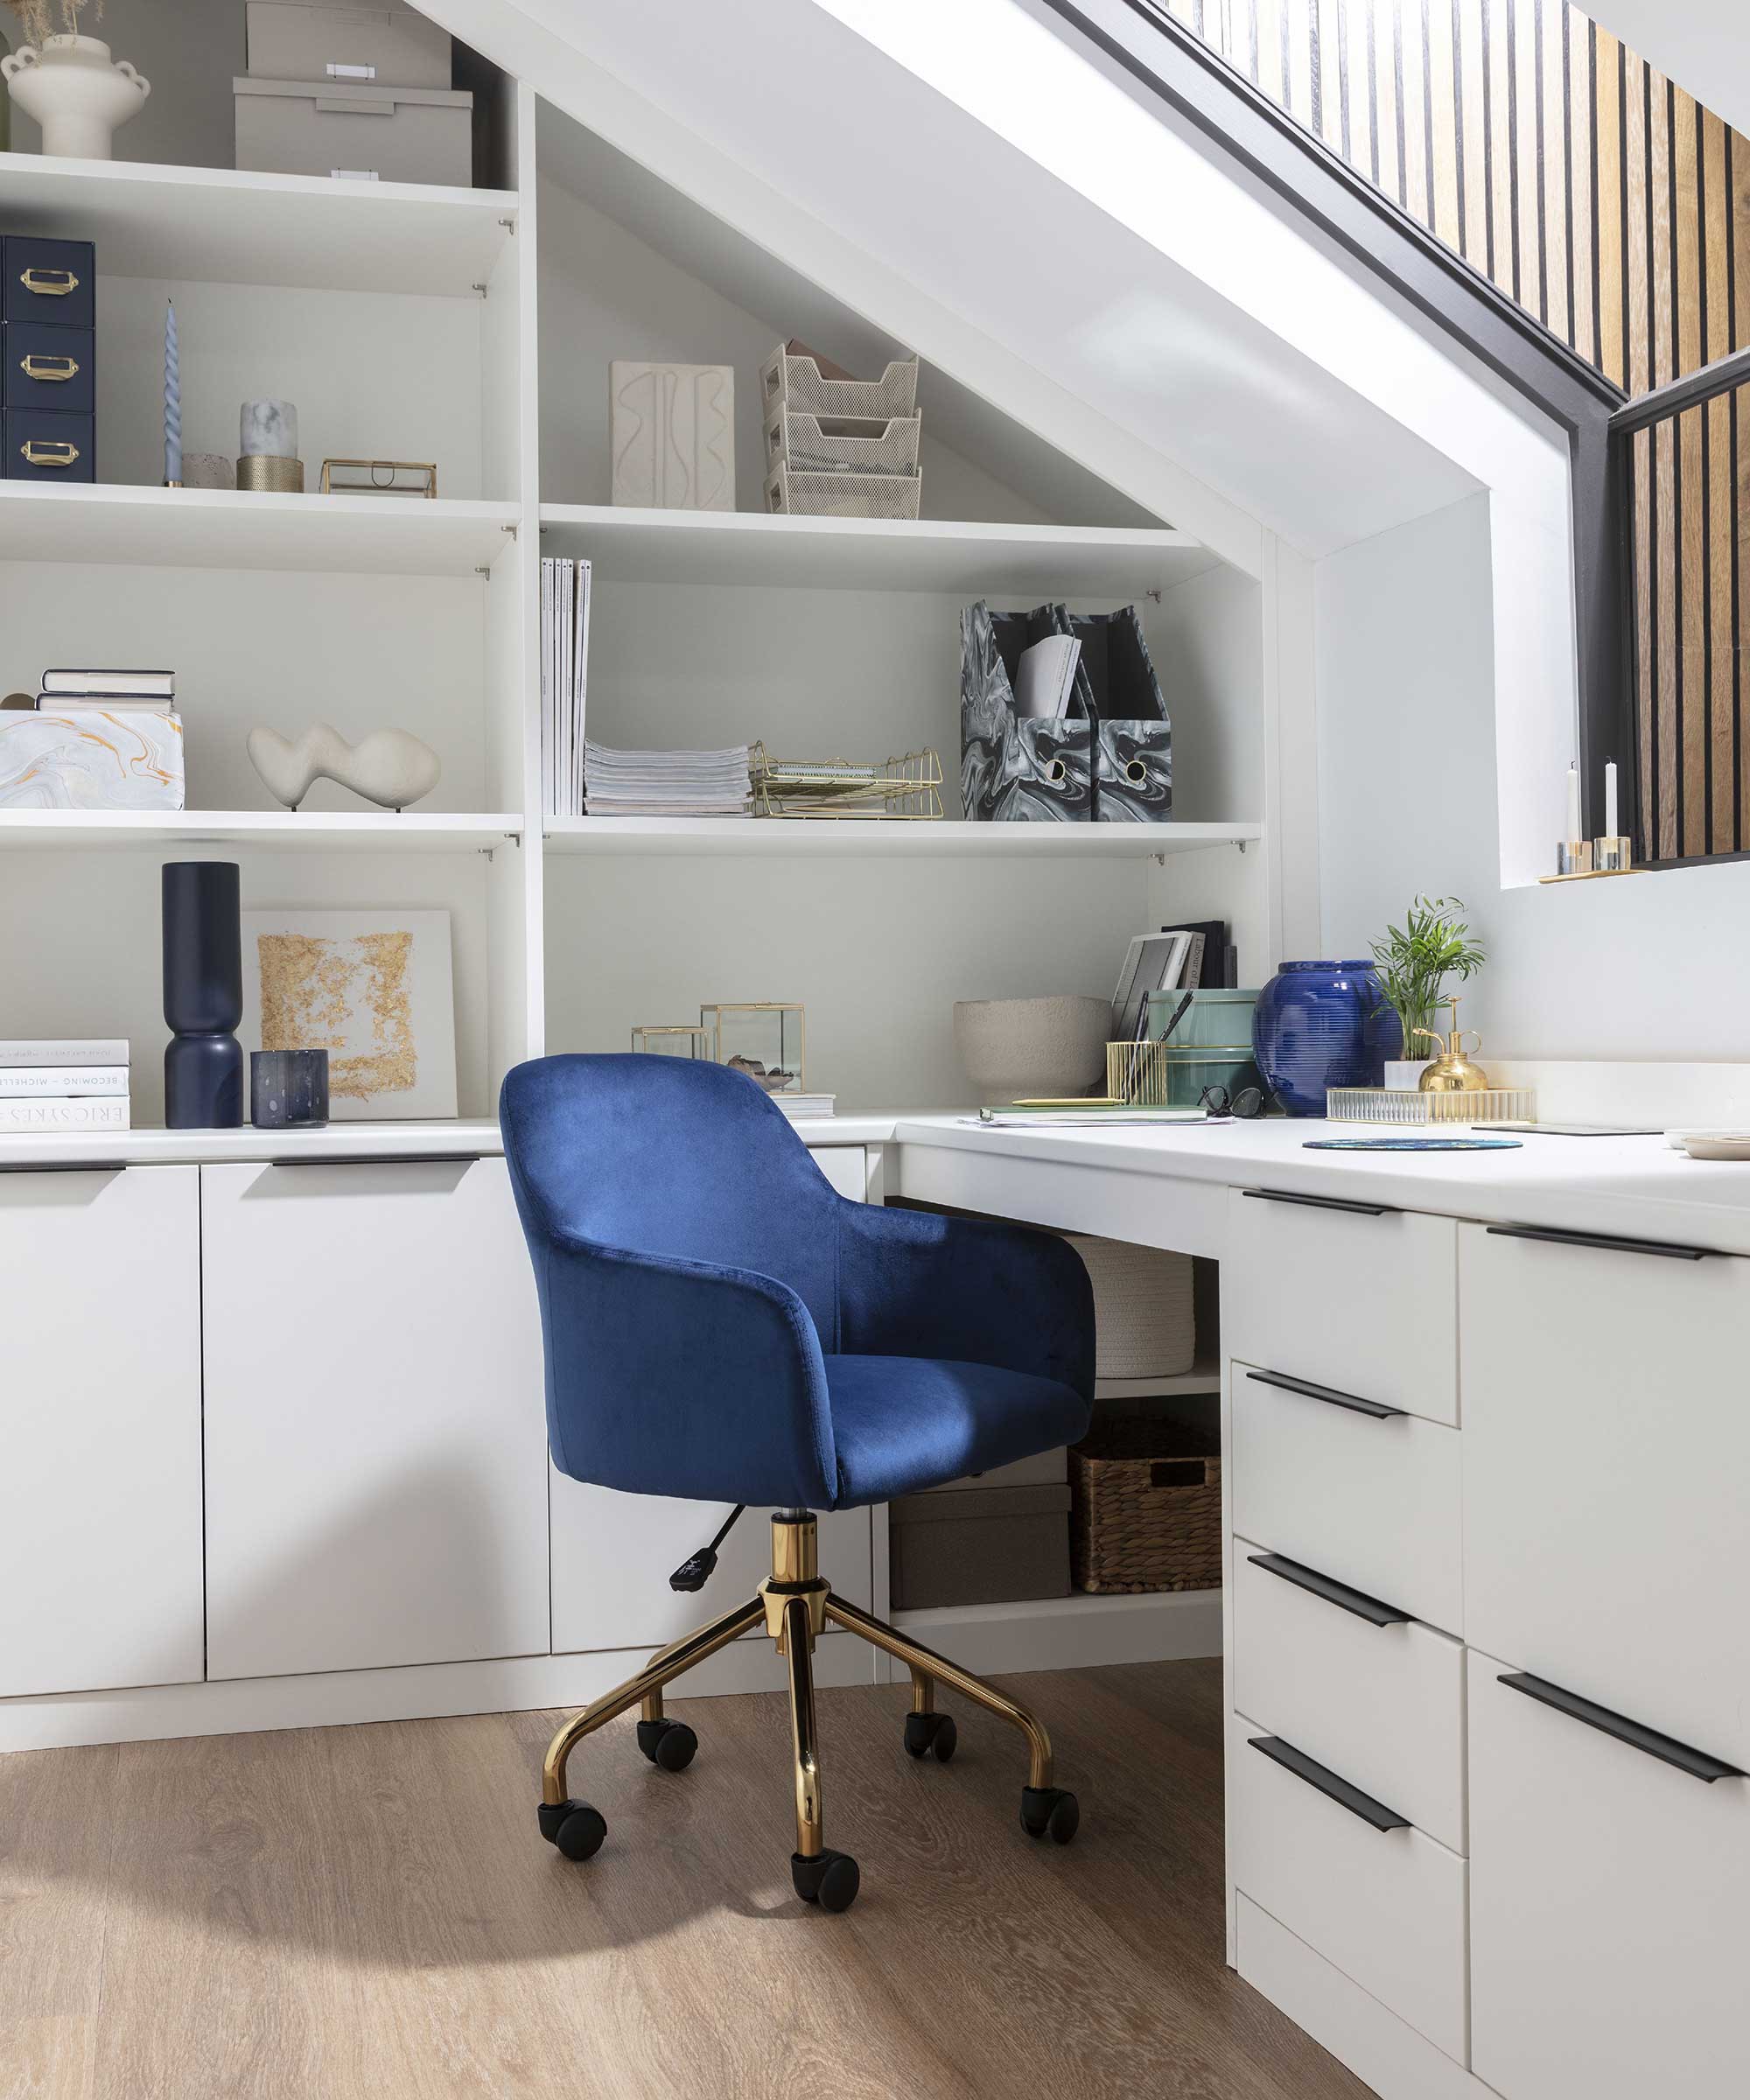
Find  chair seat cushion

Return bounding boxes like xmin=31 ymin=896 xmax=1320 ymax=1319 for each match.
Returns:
xmin=822 ymin=1354 xmax=1092 ymax=1508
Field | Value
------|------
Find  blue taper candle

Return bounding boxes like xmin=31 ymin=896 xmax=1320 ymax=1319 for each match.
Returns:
xmin=164 ymin=299 xmax=181 ymax=485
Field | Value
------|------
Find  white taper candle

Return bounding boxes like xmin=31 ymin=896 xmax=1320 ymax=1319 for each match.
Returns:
xmin=1566 ymin=762 xmax=1581 ymax=841
xmin=1605 ymin=759 xmax=1618 ymax=837
xmin=164 ymin=300 xmax=181 ymax=485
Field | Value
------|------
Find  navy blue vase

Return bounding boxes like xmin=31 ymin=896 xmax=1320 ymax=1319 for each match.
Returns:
xmin=1252 ymin=959 xmax=1401 ymax=1116
xmin=163 ymin=861 xmax=243 ymax=1129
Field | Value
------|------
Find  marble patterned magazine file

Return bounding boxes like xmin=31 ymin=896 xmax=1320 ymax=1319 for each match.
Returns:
xmin=960 ymin=600 xmax=1170 ymax=822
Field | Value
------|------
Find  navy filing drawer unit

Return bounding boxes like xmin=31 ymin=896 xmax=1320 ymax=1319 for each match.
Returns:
xmin=3 ymin=235 xmax=96 ymax=481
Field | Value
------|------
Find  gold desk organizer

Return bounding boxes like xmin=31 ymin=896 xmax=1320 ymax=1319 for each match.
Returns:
xmin=750 ymin=744 xmax=942 ymax=820
xmin=318 ymin=458 xmax=438 ymax=498
xmin=1102 ymin=1038 xmax=1255 ymax=1108
xmin=1326 ymin=1087 xmax=1536 ymax=1125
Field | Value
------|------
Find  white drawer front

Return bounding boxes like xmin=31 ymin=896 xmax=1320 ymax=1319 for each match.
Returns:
xmin=1228 ymin=1710 xmax=1469 ymax=2063
xmin=1468 ymin=1650 xmax=1750 ymax=2100
xmin=1226 ymin=1188 xmax=1458 ymax=1425
xmin=1230 ymin=1362 xmax=1463 ymax=1636
xmin=1460 ymin=1222 xmax=1750 ymax=1765
xmin=1232 ymin=1543 xmax=1465 ymax=1852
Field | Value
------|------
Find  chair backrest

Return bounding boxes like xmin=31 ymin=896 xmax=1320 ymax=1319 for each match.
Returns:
xmin=499 ymin=1054 xmax=842 ymax=1339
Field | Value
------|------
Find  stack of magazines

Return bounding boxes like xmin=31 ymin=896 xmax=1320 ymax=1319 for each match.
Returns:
xmin=540 ymin=557 xmax=591 ymax=816
xmin=583 ymin=743 xmax=752 ymax=818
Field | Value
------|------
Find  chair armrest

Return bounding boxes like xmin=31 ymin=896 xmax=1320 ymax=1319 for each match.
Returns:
xmin=533 ymin=1230 xmax=839 ymax=1508
xmin=836 ymin=1202 xmax=1096 ymax=1400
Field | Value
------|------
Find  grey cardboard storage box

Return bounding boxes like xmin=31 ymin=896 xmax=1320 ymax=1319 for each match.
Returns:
xmin=234 ymin=76 xmax=472 ymax=186
xmin=889 ymin=1484 xmax=1071 ymax=1611
xmin=245 ymin=1 xmax=452 ymax=89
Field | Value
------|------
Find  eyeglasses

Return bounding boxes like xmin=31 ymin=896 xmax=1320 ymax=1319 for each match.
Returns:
xmin=1200 ymin=1082 xmax=1266 ymax=1119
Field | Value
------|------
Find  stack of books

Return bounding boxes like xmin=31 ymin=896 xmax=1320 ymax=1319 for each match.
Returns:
xmin=583 ymin=742 xmax=752 ymax=818
xmin=38 ymin=668 xmax=176 ymax=713
xmin=777 ymin=1092 xmax=836 ymax=1119
xmin=0 ymin=1038 xmax=131 ymax=1132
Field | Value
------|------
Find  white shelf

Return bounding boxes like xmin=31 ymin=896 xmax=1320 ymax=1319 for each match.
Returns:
xmin=537 ymin=503 xmax=1216 ymax=595
xmin=0 ymin=153 xmax=515 ymax=296
xmin=1096 ymin=1357 xmax=1222 ymax=1401
xmin=0 ymin=812 xmax=522 ymax=853
xmin=0 ymin=485 xmax=520 ymax=575
xmin=544 ymin=816 xmax=1260 ymax=858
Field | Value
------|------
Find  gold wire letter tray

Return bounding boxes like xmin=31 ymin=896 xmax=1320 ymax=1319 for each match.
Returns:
xmin=749 ymin=743 xmax=942 ymax=820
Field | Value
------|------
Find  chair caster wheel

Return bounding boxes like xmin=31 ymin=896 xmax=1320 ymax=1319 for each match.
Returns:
xmin=1019 ymin=1786 xmax=1080 ymax=1844
xmin=791 ymin=1849 xmax=860 ymax=1912
xmin=538 ymin=1798 xmax=607 ymax=1860
xmin=636 ymin=1718 xmax=698 ymax=1771
xmin=903 ymin=1711 xmax=957 ymax=1763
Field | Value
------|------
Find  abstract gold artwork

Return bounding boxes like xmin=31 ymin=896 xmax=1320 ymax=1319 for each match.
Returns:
xmin=241 ymin=910 xmax=457 ymax=1121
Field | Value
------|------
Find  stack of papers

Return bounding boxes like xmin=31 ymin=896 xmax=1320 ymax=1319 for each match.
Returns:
xmin=584 ymin=743 xmax=752 ymax=818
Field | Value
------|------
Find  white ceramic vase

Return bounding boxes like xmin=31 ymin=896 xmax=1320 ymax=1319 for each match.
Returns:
xmin=3 ymin=37 xmax=150 ymax=161
xmin=1383 ymin=1059 xmax=1425 ymax=1091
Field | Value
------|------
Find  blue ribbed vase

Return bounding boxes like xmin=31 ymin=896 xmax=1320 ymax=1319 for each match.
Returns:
xmin=1252 ymin=959 xmax=1401 ymax=1116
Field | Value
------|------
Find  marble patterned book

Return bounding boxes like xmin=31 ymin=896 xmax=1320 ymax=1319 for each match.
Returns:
xmin=0 ymin=710 xmax=184 ymax=811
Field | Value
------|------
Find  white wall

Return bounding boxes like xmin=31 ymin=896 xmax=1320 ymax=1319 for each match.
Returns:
xmin=1586 ymin=3 xmax=1750 ymax=141
xmin=1317 ymin=494 xmax=1750 ymax=1061
xmin=544 ymin=853 xmax=1151 ymax=1109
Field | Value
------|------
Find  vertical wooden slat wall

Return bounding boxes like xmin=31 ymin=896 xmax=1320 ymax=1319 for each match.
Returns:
xmin=1155 ymin=0 xmax=1750 ymax=857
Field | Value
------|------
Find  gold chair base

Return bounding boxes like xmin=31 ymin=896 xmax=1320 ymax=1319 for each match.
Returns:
xmin=539 ymin=1510 xmax=1074 ymax=1903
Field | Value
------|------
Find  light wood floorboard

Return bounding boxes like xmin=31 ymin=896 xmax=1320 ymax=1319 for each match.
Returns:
xmin=0 ymin=1660 xmax=1369 ymax=2100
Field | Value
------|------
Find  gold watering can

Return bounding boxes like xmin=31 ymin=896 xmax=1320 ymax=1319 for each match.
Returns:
xmin=1413 ymin=998 xmax=1490 ymax=1093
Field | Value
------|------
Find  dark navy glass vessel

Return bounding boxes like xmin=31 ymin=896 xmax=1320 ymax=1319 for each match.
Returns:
xmin=162 ymin=860 xmax=243 ymax=1129
xmin=1252 ymin=959 xmax=1401 ymax=1117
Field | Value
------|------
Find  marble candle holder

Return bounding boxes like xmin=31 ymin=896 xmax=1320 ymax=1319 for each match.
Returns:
xmin=251 ymin=1049 xmax=329 ymax=1129
xmin=241 ymin=399 xmax=298 ymax=458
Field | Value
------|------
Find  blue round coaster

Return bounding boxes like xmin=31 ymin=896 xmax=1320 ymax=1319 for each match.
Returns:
xmin=1302 ymin=1138 xmax=1524 ymax=1152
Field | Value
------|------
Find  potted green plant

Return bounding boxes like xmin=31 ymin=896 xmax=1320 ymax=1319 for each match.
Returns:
xmin=1370 ymin=896 xmax=1486 ymax=1088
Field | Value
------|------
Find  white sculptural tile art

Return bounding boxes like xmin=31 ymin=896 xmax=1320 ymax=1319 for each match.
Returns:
xmin=610 ymin=361 xmax=735 ymax=510
xmin=0 ymin=710 xmax=185 ymax=810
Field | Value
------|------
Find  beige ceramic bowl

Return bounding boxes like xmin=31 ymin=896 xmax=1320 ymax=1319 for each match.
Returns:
xmin=953 ymin=994 xmax=1111 ymax=1105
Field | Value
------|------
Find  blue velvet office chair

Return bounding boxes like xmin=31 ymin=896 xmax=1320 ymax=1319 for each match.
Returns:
xmin=500 ymin=1054 xmax=1096 ymax=1913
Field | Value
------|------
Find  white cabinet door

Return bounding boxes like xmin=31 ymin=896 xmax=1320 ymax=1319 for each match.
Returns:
xmin=1460 ymin=1222 xmax=1750 ymax=1764
xmin=551 ymin=1152 xmax=872 ymax=1654
xmin=1468 ymin=1651 xmax=1750 ymax=2100
xmin=201 ymin=1156 xmax=548 ymax=1681
xmin=0 ymin=1166 xmax=203 ymax=1698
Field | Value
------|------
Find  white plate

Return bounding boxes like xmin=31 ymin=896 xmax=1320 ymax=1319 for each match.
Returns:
xmin=1666 ymin=1128 xmax=1750 ymax=1151
xmin=1679 ymin=1134 xmax=1750 ymax=1161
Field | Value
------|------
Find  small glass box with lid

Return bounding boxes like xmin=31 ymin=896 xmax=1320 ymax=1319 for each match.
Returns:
xmin=700 ymin=1003 xmax=805 ymax=1096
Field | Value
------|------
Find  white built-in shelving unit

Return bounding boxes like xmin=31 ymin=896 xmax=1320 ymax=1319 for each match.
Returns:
xmin=0 ymin=99 xmax=1277 ymax=1121
xmin=0 ymin=46 xmax=1272 ymax=1683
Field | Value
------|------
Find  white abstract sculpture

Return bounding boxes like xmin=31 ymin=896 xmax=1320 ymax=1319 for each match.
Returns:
xmin=610 ymin=362 xmax=734 ymax=509
xmin=248 ymin=724 xmax=441 ymax=812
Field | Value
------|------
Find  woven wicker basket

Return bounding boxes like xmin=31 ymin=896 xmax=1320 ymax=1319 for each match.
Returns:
xmin=1062 ymin=1234 xmax=1195 ymax=1378
xmin=1071 ymin=1418 xmax=1222 ymax=1593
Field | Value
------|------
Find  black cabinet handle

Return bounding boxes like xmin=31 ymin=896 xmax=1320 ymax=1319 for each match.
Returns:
xmin=1486 ymin=1223 xmax=1711 ymax=1262
xmin=0 ymin=1159 xmax=128 ymax=1174
xmin=1248 ymin=1736 xmax=1410 ymax=1831
xmin=1498 ymin=1674 xmax=1746 ymax=1782
xmin=1242 ymin=1186 xmax=1396 ymax=1218
xmin=1247 ymin=1552 xmax=1409 ymax=1627
xmin=270 ymin=1153 xmax=484 ymax=1169
xmin=1244 ymin=1367 xmax=1404 ymax=1419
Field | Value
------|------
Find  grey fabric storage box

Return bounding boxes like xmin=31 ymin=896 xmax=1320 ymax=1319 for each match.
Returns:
xmin=234 ymin=76 xmax=472 ymax=186
xmin=925 ymin=1447 xmax=1068 ymax=1494
xmin=245 ymin=2 xmax=452 ymax=89
xmin=889 ymin=1484 xmax=1071 ymax=1610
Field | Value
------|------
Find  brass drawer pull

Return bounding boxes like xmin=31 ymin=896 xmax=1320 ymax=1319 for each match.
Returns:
xmin=20 ymin=352 xmax=79 ymax=382
xmin=19 ymin=266 xmax=80 ymax=297
xmin=20 ymin=438 xmax=80 ymax=467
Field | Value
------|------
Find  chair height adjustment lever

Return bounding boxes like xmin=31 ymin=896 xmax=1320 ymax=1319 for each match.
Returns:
xmin=668 ymin=1503 xmax=746 ymax=1592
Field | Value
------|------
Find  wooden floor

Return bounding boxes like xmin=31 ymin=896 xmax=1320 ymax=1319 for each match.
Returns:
xmin=0 ymin=1658 xmax=1368 ymax=2100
